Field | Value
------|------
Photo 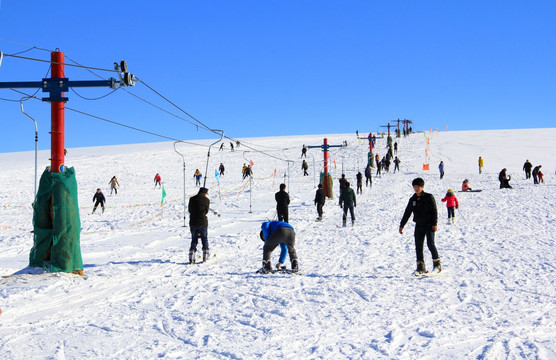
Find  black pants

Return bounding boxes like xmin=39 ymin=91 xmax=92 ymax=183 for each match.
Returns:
xmin=190 ymin=226 xmax=209 ymax=251
xmin=277 ymin=208 xmax=288 ymax=223
xmin=342 ymin=204 xmax=355 ymax=223
xmin=263 ymin=227 xmax=297 ymax=262
xmin=316 ymin=202 xmax=324 ymax=218
xmin=414 ymin=224 xmax=439 ymax=263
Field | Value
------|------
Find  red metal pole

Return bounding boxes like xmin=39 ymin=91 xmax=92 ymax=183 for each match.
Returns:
xmin=50 ymin=51 xmax=65 ymax=173
xmin=368 ymin=133 xmax=373 ymax=153
xmin=323 ymin=138 xmax=329 ymax=175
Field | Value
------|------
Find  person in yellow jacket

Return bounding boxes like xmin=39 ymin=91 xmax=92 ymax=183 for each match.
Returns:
xmin=478 ymin=156 xmax=484 ymax=174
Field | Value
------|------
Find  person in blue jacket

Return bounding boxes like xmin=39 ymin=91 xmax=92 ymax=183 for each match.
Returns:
xmin=438 ymin=161 xmax=445 ymax=179
xmin=259 ymin=220 xmax=299 ymax=273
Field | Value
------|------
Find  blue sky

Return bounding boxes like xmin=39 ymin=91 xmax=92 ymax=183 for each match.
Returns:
xmin=0 ymin=1 xmax=555 ymax=153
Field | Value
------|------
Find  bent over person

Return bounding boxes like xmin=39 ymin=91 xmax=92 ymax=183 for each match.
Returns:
xmin=259 ymin=220 xmax=299 ymax=273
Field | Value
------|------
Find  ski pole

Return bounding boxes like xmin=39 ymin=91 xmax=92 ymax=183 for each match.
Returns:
xmin=209 ymin=207 xmax=221 ymax=217
xmin=456 ymin=208 xmax=469 ymax=224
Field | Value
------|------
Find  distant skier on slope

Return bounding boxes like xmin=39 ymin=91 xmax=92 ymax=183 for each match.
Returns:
xmin=154 ymin=173 xmax=162 ymax=189
xmin=339 ymin=181 xmax=356 ymax=227
xmin=399 ymin=178 xmax=441 ymax=275
xmin=259 ymin=220 xmax=299 ymax=273
xmin=441 ymin=189 xmax=459 ymax=224
xmin=92 ymin=188 xmax=106 ymax=214
xmin=314 ymin=183 xmax=326 ymax=220
xmin=193 ymin=169 xmax=202 ymax=187
xmin=532 ymin=165 xmax=542 ymax=184
xmin=108 ymin=176 xmax=120 ymax=195
xmin=364 ymin=164 xmax=373 ymax=188
xmin=523 ymin=160 xmax=532 ymax=179
xmin=499 ymin=168 xmax=512 ymax=189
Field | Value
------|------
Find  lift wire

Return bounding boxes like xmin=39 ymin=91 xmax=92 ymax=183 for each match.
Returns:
xmin=0 ymin=38 xmax=53 ymax=53
xmin=3 ymin=53 xmax=118 ymax=73
xmin=70 ymin=87 xmax=120 ymax=101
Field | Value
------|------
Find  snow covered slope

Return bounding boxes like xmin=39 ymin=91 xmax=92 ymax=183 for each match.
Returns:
xmin=1 ymin=128 xmax=555 ymax=359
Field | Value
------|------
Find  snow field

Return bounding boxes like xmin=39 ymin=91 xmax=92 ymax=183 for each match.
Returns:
xmin=0 ymin=128 xmax=555 ymax=359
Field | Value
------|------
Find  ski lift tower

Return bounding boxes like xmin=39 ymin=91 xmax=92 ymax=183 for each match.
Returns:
xmin=0 ymin=50 xmax=135 ymax=275
xmin=307 ymin=138 xmax=345 ymax=199
xmin=357 ymin=132 xmax=375 ymax=168
xmin=380 ymin=123 xmax=393 ymax=149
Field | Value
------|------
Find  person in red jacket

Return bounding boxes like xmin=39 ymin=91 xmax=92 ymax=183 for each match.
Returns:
xmin=462 ymin=179 xmax=472 ymax=191
xmin=441 ymin=189 xmax=459 ymax=224
xmin=154 ymin=173 xmax=162 ymax=188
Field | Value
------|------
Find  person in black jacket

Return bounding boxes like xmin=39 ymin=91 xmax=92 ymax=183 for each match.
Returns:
xmin=275 ymin=183 xmax=290 ymax=223
xmin=188 ymin=187 xmax=211 ymax=264
xmin=499 ymin=168 xmax=512 ymax=189
xmin=532 ymin=165 xmax=542 ymax=184
xmin=399 ymin=178 xmax=441 ymax=274
xmin=523 ymin=160 xmax=533 ymax=179
xmin=364 ymin=164 xmax=373 ymax=187
xmin=92 ymin=188 xmax=106 ymax=214
xmin=314 ymin=183 xmax=326 ymax=220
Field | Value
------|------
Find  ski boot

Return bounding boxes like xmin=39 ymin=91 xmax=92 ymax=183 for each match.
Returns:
xmin=189 ymin=250 xmax=196 ymax=265
xmin=352 ymin=219 xmax=355 ymax=227
xmin=414 ymin=261 xmax=426 ymax=276
xmin=291 ymin=259 xmax=299 ymax=273
xmin=276 ymin=262 xmax=285 ymax=270
xmin=432 ymin=259 xmax=442 ymax=273
xmin=342 ymin=221 xmax=347 ymax=228
xmin=202 ymin=249 xmax=210 ymax=262
xmin=102 ymin=207 xmax=105 ymax=214
xmin=261 ymin=260 xmax=272 ymax=274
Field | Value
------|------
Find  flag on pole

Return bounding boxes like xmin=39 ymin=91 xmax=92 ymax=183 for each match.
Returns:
xmin=161 ymin=186 xmax=167 ymax=205
xmin=250 ymin=159 xmax=254 ymax=167
xmin=215 ymin=169 xmax=220 ymax=184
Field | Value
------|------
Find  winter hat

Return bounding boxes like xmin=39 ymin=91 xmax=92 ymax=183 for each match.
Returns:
xmin=447 ymin=189 xmax=454 ymax=195
xmin=199 ymin=187 xmax=208 ymax=194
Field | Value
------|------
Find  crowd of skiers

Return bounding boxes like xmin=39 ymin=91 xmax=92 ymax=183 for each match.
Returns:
xmin=86 ymin=134 xmax=548 ymax=276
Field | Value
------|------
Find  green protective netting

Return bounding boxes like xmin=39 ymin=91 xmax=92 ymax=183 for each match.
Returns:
xmin=29 ymin=166 xmax=83 ymax=273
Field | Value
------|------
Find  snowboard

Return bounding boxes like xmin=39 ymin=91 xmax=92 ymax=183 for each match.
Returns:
xmin=458 ymin=190 xmax=482 ymax=193
xmin=255 ymin=267 xmax=300 ymax=275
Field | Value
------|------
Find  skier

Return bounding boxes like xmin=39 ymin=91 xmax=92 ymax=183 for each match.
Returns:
xmin=439 ymin=161 xmax=445 ymax=179
xmin=188 ymin=187 xmax=211 ymax=264
xmin=108 ymin=176 xmax=120 ymax=195
xmin=243 ymin=165 xmax=253 ymax=180
xmin=259 ymin=220 xmax=299 ymax=273
xmin=499 ymin=168 xmax=512 ymax=189
xmin=478 ymin=156 xmax=484 ymax=174
xmin=523 ymin=160 xmax=533 ymax=179
xmin=230 ymin=142 xmax=234 ymax=151
xmin=375 ymin=155 xmax=382 ymax=176
xmin=339 ymin=181 xmax=356 ymax=227
xmin=92 ymin=188 xmax=106 ymax=214
xmin=462 ymin=179 xmax=473 ymax=192
xmin=338 ymin=174 xmax=348 ymax=197
xmin=399 ymin=178 xmax=441 ymax=275
xmin=441 ymin=189 xmax=459 ymax=224
xmin=193 ymin=169 xmax=202 ymax=187
xmin=532 ymin=165 xmax=542 ymax=184
xmin=356 ymin=171 xmax=363 ymax=194
xmin=301 ymin=145 xmax=307 ymax=158
xmin=364 ymin=164 xmax=373 ymax=188
xmin=154 ymin=173 xmax=162 ymax=188
xmin=393 ymin=156 xmax=401 ymax=173
xmin=302 ymin=160 xmax=309 ymax=176
xmin=275 ymin=183 xmax=290 ymax=223
xmin=394 ymin=142 xmax=398 ymax=155
xmin=219 ymin=143 xmax=224 ymax=151
xmin=219 ymin=163 xmax=225 ymax=176
xmin=314 ymin=183 xmax=326 ymax=220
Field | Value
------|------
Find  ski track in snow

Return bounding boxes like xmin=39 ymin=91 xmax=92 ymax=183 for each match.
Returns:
xmin=1 ymin=129 xmax=556 ymax=359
